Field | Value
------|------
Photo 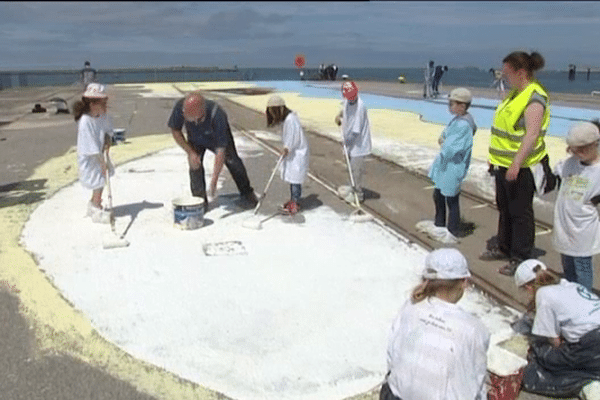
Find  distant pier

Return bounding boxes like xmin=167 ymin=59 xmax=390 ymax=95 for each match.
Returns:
xmin=0 ymin=65 xmax=240 ymax=89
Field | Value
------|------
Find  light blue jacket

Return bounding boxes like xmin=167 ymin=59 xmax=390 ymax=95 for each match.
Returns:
xmin=428 ymin=114 xmax=477 ymax=197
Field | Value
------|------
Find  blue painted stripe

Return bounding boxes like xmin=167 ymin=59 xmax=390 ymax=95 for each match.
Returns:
xmin=250 ymin=81 xmax=599 ymax=138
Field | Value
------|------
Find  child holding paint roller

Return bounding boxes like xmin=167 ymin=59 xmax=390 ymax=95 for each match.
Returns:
xmin=265 ymin=95 xmax=309 ymax=215
xmin=335 ymin=81 xmax=372 ymax=203
xmin=73 ymin=83 xmax=114 ymax=224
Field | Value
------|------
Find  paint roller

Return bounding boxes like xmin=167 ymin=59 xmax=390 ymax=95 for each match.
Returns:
xmin=103 ymin=151 xmax=130 ymax=249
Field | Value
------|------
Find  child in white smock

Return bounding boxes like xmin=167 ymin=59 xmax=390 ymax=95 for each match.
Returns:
xmin=548 ymin=121 xmax=600 ymax=290
xmin=73 ymin=83 xmax=114 ymax=223
xmin=265 ymin=95 xmax=309 ymax=215
xmin=381 ymin=248 xmax=490 ymax=400
xmin=513 ymin=259 xmax=600 ymax=397
xmin=335 ymin=81 xmax=372 ymax=202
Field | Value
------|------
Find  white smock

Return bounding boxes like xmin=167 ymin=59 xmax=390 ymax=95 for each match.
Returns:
xmin=553 ymin=157 xmax=600 ymax=256
xmin=533 ymin=279 xmax=600 ymax=343
xmin=341 ymin=97 xmax=372 ymax=157
xmin=77 ymin=114 xmax=114 ymax=190
xmin=386 ymin=296 xmax=490 ymax=400
xmin=280 ymin=112 xmax=310 ymax=185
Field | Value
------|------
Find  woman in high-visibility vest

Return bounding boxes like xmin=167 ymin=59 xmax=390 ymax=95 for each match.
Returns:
xmin=480 ymin=51 xmax=551 ymax=276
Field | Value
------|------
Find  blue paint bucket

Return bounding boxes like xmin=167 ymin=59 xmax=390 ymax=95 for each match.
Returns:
xmin=172 ymin=196 xmax=205 ymax=230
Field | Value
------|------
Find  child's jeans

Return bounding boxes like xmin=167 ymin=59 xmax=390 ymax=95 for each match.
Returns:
xmin=433 ymin=188 xmax=460 ymax=236
xmin=561 ymin=254 xmax=593 ymax=290
xmin=290 ymin=184 xmax=302 ymax=203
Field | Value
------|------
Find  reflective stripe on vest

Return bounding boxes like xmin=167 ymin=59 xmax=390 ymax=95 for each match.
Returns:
xmin=489 ymin=81 xmax=550 ymax=168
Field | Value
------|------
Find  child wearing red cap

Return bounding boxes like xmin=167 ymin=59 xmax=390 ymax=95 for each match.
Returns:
xmin=335 ymin=81 xmax=372 ymax=202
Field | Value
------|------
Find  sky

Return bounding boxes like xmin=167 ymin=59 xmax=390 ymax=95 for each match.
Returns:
xmin=1 ymin=1 xmax=600 ymax=71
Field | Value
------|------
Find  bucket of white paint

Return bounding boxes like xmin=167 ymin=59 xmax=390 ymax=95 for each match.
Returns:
xmin=172 ymin=196 xmax=204 ymax=230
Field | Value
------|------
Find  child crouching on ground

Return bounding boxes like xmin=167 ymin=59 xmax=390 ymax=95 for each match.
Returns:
xmin=550 ymin=121 xmax=600 ymax=290
xmin=265 ymin=95 xmax=310 ymax=215
xmin=426 ymin=88 xmax=477 ymax=243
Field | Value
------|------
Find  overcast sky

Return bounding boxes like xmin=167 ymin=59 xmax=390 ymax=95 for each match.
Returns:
xmin=1 ymin=1 xmax=599 ymax=71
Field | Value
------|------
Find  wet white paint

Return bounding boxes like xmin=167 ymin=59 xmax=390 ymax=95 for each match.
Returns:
xmin=22 ymin=132 xmax=524 ymax=400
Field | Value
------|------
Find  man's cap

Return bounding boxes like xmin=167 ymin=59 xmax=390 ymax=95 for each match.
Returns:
xmin=83 ymin=83 xmax=107 ymax=99
xmin=566 ymin=122 xmax=600 ymax=147
xmin=422 ymin=248 xmax=471 ymax=280
xmin=514 ymin=259 xmax=548 ymax=287
xmin=342 ymin=81 xmax=358 ymax=101
xmin=449 ymin=88 xmax=472 ymax=104
xmin=267 ymin=95 xmax=286 ymax=107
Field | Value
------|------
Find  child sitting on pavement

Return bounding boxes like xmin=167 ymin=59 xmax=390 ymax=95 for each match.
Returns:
xmin=420 ymin=88 xmax=477 ymax=244
xmin=265 ymin=95 xmax=310 ymax=215
xmin=548 ymin=121 xmax=600 ymax=290
xmin=381 ymin=248 xmax=490 ymax=400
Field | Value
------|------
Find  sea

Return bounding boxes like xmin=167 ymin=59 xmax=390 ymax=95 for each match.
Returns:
xmin=1 ymin=66 xmax=599 ymax=95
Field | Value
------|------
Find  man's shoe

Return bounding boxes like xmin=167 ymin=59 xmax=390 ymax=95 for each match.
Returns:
xmin=479 ymin=248 xmax=510 ymax=261
xmin=240 ymin=192 xmax=259 ymax=209
xmin=498 ymin=259 xmax=521 ymax=276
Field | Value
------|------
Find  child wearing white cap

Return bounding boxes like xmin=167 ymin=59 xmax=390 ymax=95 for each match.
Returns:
xmin=266 ymin=95 xmax=310 ymax=215
xmin=426 ymin=88 xmax=477 ymax=244
xmin=72 ymin=83 xmax=114 ymax=223
xmin=381 ymin=248 xmax=490 ymax=400
xmin=513 ymin=259 xmax=600 ymax=397
xmin=548 ymin=121 xmax=600 ymax=290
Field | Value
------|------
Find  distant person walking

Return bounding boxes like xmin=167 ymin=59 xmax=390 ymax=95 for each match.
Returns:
xmin=168 ymin=92 xmax=258 ymax=211
xmin=480 ymin=51 xmax=552 ymax=276
xmin=265 ymin=95 xmax=310 ymax=215
xmin=489 ymin=68 xmax=506 ymax=98
xmin=73 ymin=83 xmax=114 ymax=223
xmin=427 ymin=88 xmax=477 ymax=243
xmin=431 ymin=65 xmax=448 ymax=97
xmin=423 ymin=60 xmax=434 ymax=98
xmin=381 ymin=248 xmax=490 ymax=400
xmin=80 ymin=61 xmax=97 ymax=89
xmin=335 ymin=81 xmax=372 ymax=203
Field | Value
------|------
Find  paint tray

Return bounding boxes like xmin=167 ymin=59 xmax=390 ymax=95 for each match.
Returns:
xmin=202 ymin=241 xmax=247 ymax=256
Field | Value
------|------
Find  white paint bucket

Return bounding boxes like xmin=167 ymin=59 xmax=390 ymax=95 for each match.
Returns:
xmin=172 ymin=196 xmax=205 ymax=230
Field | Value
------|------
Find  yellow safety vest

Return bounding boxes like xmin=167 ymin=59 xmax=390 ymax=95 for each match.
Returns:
xmin=489 ymin=81 xmax=550 ymax=168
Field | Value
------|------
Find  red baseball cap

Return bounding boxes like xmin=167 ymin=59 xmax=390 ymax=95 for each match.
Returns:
xmin=342 ymin=81 xmax=358 ymax=101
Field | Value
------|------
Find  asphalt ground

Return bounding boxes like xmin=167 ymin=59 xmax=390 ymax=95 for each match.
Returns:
xmin=2 ymin=80 xmax=595 ymax=399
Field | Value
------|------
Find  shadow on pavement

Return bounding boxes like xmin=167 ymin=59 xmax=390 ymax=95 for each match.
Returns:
xmin=0 ymin=179 xmax=47 ymax=209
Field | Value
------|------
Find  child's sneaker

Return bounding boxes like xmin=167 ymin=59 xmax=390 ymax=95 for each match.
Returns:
xmin=86 ymin=201 xmax=95 ymax=217
xmin=581 ymin=380 xmax=600 ymax=400
xmin=282 ymin=200 xmax=299 ymax=215
xmin=91 ymin=207 xmax=112 ymax=224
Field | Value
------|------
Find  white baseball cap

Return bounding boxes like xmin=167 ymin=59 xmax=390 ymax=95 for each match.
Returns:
xmin=514 ymin=259 xmax=548 ymax=287
xmin=566 ymin=122 xmax=600 ymax=147
xmin=422 ymin=248 xmax=471 ymax=280
xmin=267 ymin=95 xmax=285 ymax=107
xmin=83 ymin=83 xmax=108 ymax=99
xmin=449 ymin=88 xmax=472 ymax=104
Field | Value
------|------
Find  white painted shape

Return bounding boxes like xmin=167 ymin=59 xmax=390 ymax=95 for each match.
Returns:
xmin=22 ymin=131 xmax=523 ymax=400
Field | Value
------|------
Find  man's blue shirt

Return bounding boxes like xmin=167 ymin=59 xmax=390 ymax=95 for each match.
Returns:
xmin=168 ymin=99 xmax=230 ymax=149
